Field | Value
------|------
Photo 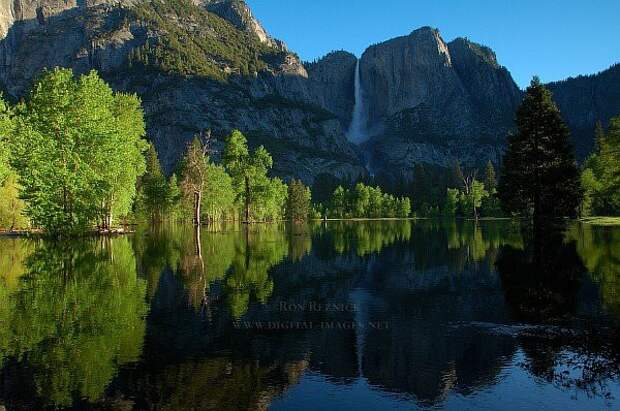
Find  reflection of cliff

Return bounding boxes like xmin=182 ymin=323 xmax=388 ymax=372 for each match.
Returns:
xmin=0 ymin=237 xmax=148 ymax=409
xmin=255 ymin=221 xmax=522 ymax=405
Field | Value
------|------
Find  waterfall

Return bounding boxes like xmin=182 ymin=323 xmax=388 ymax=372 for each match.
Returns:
xmin=347 ymin=59 xmax=367 ymax=144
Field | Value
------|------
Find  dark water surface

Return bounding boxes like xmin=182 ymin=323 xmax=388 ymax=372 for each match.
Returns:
xmin=1 ymin=221 xmax=619 ymax=410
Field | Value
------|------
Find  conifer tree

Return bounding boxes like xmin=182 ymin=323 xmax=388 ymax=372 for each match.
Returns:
xmin=287 ymin=179 xmax=311 ymax=222
xmin=141 ymin=144 xmax=168 ymax=222
xmin=498 ymin=77 xmax=583 ymax=223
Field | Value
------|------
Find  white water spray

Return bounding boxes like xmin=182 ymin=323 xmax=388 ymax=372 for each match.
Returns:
xmin=347 ymin=59 xmax=367 ymax=144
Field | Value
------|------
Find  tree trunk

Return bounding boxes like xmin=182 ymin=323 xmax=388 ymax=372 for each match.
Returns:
xmin=194 ymin=191 xmax=201 ymax=226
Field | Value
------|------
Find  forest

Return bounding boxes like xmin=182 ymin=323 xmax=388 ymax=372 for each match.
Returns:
xmin=0 ymin=70 xmax=618 ymax=236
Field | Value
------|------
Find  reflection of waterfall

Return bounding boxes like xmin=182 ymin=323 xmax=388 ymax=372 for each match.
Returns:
xmin=347 ymin=59 xmax=367 ymax=144
xmin=350 ymin=288 xmax=371 ymax=376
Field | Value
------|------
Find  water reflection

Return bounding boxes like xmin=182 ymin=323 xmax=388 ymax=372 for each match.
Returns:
xmin=0 ymin=238 xmax=147 ymax=409
xmin=496 ymin=222 xmax=620 ymax=399
xmin=0 ymin=221 xmax=618 ymax=410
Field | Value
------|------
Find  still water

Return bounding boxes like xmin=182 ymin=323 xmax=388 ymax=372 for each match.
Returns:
xmin=0 ymin=221 xmax=619 ymax=410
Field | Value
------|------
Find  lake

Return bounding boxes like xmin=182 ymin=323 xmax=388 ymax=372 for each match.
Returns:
xmin=0 ymin=221 xmax=619 ymax=410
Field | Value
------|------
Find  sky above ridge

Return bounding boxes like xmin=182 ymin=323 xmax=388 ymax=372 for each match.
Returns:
xmin=246 ymin=0 xmax=620 ymax=88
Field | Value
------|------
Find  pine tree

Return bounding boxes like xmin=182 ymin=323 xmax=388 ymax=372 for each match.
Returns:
xmin=287 ymin=179 xmax=311 ymax=222
xmin=498 ymin=77 xmax=583 ymax=223
xmin=484 ymin=161 xmax=497 ymax=194
xmin=141 ymin=144 xmax=168 ymax=222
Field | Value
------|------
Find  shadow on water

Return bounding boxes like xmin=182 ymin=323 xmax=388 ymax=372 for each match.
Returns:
xmin=497 ymin=221 xmax=620 ymax=399
xmin=0 ymin=220 xmax=619 ymax=409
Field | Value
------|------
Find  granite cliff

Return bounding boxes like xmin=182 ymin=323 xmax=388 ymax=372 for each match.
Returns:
xmin=0 ymin=0 xmax=365 ymax=182
xmin=358 ymin=27 xmax=522 ymax=179
xmin=0 ymin=0 xmax=618 ymax=184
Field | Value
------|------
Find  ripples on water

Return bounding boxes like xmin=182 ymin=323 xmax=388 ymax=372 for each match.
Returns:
xmin=0 ymin=221 xmax=619 ymax=410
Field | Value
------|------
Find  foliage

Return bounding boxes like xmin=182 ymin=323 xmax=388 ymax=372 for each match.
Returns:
xmin=443 ymin=188 xmax=460 ymax=218
xmin=10 ymin=69 xmax=147 ymax=234
xmin=127 ymin=0 xmax=281 ymax=81
xmin=140 ymin=144 xmax=170 ymax=222
xmin=0 ymin=95 xmax=13 ymax=185
xmin=223 ymin=130 xmax=287 ymax=222
xmin=580 ymin=118 xmax=620 ymax=216
xmin=457 ymin=178 xmax=489 ymax=220
xmin=498 ymin=78 xmax=583 ymax=222
xmin=201 ymin=162 xmax=236 ymax=221
xmin=287 ymin=179 xmax=311 ymax=222
xmin=0 ymin=173 xmax=28 ymax=230
xmin=325 ymin=182 xmax=411 ymax=219
xmin=180 ymin=137 xmax=209 ymax=225
xmin=0 ymin=238 xmax=148 ymax=407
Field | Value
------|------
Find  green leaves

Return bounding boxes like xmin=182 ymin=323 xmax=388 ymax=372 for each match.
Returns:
xmin=581 ymin=117 xmax=620 ymax=215
xmin=9 ymin=69 xmax=147 ymax=234
xmin=326 ymin=182 xmax=411 ymax=219
xmin=223 ymin=130 xmax=286 ymax=222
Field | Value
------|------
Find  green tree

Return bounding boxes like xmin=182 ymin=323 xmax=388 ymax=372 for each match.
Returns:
xmin=140 ymin=144 xmax=168 ymax=222
xmin=443 ymin=188 xmax=459 ymax=218
xmin=223 ymin=130 xmax=285 ymax=222
xmin=100 ymin=92 xmax=148 ymax=229
xmin=498 ymin=77 xmax=583 ymax=223
xmin=287 ymin=179 xmax=311 ymax=222
xmin=180 ymin=137 xmax=208 ymax=225
xmin=458 ymin=177 xmax=488 ymax=221
xmin=0 ymin=173 xmax=28 ymax=230
xmin=166 ymin=173 xmax=182 ymax=219
xmin=484 ymin=161 xmax=497 ymax=194
xmin=581 ymin=118 xmax=620 ymax=215
xmin=10 ymin=69 xmax=147 ymax=234
xmin=0 ymin=95 xmax=13 ymax=185
xmin=202 ymin=163 xmax=235 ymax=222
xmin=396 ymin=197 xmax=411 ymax=218
xmin=353 ymin=183 xmax=370 ymax=218
xmin=330 ymin=186 xmax=347 ymax=218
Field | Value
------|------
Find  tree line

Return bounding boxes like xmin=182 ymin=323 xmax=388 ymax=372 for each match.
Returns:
xmin=0 ymin=69 xmax=315 ymax=235
xmin=0 ymin=69 xmax=617 ymax=235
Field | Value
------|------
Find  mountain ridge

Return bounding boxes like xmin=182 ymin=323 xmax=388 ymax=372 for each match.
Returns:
xmin=0 ymin=0 xmax=618 ymax=184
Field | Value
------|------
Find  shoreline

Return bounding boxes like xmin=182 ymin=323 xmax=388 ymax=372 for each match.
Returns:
xmin=2 ymin=216 xmax=618 ymax=237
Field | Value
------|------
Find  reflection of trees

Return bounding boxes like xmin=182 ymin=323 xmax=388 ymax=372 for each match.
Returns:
xmin=497 ymin=224 xmax=585 ymax=322
xmin=115 ymin=356 xmax=308 ymax=411
xmin=568 ymin=224 xmax=620 ymax=316
xmin=327 ymin=220 xmax=412 ymax=256
xmin=225 ymin=225 xmax=288 ymax=318
xmin=134 ymin=224 xmax=290 ymax=320
xmin=497 ymin=222 xmax=620 ymax=399
xmin=0 ymin=237 xmax=148 ymax=408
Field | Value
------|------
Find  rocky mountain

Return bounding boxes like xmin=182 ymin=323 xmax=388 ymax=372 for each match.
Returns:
xmin=358 ymin=27 xmax=522 ymax=179
xmin=548 ymin=63 xmax=620 ymax=159
xmin=0 ymin=0 xmax=365 ymax=182
xmin=0 ymin=0 xmax=618 ymax=184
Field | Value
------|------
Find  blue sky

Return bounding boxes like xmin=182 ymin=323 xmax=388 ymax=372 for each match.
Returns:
xmin=246 ymin=0 xmax=620 ymax=88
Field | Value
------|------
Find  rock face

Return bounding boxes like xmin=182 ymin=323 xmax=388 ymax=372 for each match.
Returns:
xmin=201 ymin=0 xmax=287 ymax=51
xmin=548 ymin=64 xmax=620 ymax=159
xmin=0 ymin=1 xmax=618 ymax=185
xmin=0 ymin=0 xmax=365 ymax=183
xmin=359 ymin=27 xmax=522 ymax=179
